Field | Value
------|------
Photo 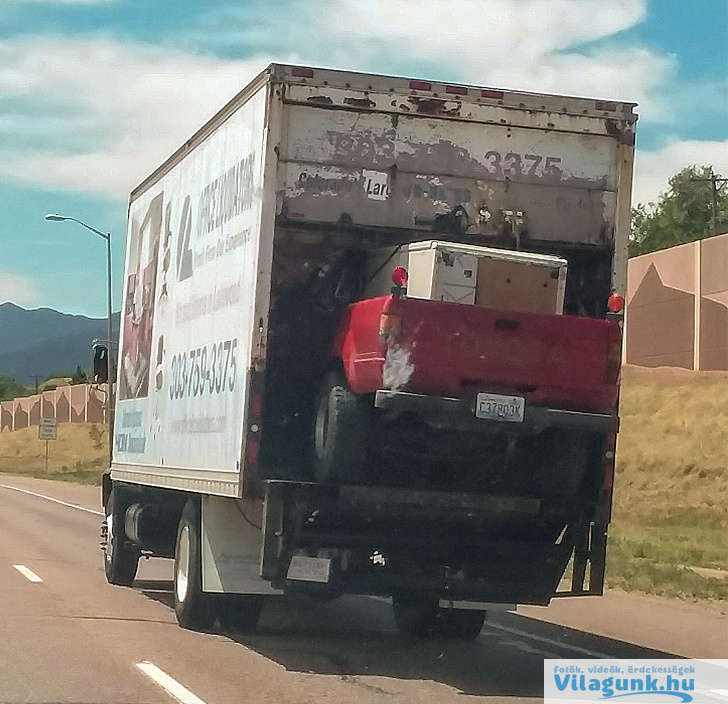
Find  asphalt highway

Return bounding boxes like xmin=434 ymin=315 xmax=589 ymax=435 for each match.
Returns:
xmin=0 ymin=475 xmax=725 ymax=704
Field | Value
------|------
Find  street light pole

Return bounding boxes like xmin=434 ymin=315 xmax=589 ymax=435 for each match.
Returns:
xmin=45 ymin=214 xmax=114 ymax=463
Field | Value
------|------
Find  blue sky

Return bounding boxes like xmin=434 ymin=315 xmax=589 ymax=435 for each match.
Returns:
xmin=0 ymin=0 xmax=726 ymax=317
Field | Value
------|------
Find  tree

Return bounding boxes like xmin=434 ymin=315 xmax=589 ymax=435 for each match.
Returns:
xmin=0 ymin=376 xmax=30 ymax=401
xmin=629 ymin=165 xmax=728 ymax=257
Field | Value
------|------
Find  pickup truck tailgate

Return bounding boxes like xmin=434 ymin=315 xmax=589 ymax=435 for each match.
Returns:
xmin=337 ymin=296 xmax=621 ymax=413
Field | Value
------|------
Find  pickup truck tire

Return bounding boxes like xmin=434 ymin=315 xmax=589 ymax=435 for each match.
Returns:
xmin=174 ymin=500 xmax=214 ymax=630
xmin=103 ymin=487 xmax=140 ymax=586
xmin=312 ymin=370 xmax=370 ymax=484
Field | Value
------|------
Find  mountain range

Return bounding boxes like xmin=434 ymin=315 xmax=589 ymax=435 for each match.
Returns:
xmin=0 ymin=302 xmax=120 ymax=384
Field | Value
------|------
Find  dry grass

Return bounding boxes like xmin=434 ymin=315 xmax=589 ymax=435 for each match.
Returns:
xmin=0 ymin=423 xmax=108 ymax=484
xmin=609 ymin=366 xmax=728 ymax=599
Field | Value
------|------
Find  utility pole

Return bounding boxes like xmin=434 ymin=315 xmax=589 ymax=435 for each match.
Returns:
xmin=29 ymin=375 xmax=41 ymax=394
xmin=691 ymin=169 xmax=728 ymax=238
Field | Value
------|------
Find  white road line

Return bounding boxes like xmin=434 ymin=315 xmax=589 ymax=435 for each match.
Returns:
xmin=0 ymin=483 xmax=103 ymax=516
xmin=136 ymin=662 xmax=207 ymax=704
xmin=486 ymin=622 xmax=613 ymax=659
xmin=12 ymin=564 xmax=43 ymax=583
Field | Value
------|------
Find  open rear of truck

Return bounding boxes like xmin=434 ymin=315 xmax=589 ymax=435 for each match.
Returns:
xmin=107 ymin=64 xmax=636 ymax=636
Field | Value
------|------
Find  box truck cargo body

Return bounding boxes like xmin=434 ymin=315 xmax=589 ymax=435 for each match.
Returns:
xmin=102 ymin=64 xmax=636 ymax=637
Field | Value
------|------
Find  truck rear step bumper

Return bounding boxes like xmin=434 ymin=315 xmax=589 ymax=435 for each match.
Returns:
xmin=374 ymin=390 xmax=618 ymax=434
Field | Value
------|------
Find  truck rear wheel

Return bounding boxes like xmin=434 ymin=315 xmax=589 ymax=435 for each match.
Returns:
xmin=174 ymin=500 xmax=214 ymax=630
xmin=103 ymin=487 xmax=140 ymax=586
xmin=393 ymin=595 xmax=486 ymax=640
xmin=442 ymin=608 xmax=486 ymax=641
xmin=312 ymin=370 xmax=370 ymax=484
xmin=392 ymin=594 xmax=439 ymax=638
xmin=216 ymin=594 xmax=264 ymax=632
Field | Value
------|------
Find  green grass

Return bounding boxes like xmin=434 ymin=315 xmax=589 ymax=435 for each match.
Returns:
xmin=607 ymin=366 xmax=728 ymax=600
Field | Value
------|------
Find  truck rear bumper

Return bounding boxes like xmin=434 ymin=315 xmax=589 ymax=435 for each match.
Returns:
xmin=374 ymin=390 xmax=618 ymax=434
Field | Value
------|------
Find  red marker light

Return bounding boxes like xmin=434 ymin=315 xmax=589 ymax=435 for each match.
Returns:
xmin=607 ymin=292 xmax=625 ymax=313
xmin=391 ymin=266 xmax=408 ymax=287
xmin=481 ymin=89 xmax=504 ymax=100
xmin=446 ymin=85 xmax=468 ymax=95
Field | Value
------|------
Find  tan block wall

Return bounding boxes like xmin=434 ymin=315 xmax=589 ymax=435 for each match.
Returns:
xmin=0 ymin=384 xmax=112 ymax=432
xmin=0 ymin=401 xmax=13 ymax=431
xmin=627 ymin=232 xmax=728 ymax=370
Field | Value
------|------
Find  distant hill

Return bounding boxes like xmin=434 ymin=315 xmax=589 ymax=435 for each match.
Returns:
xmin=0 ymin=302 xmax=120 ymax=384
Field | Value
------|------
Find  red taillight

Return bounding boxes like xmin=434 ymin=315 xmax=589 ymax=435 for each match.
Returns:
xmin=251 ymin=392 xmax=262 ymax=419
xmin=409 ymin=80 xmax=432 ymax=91
xmin=246 ymin=434 xmax=260 ymax=466
xmin=481 ymin=89 xmax=504 ymax=99
xmin=379 ymin=313 xmax=401 ymax=339
xmin=292 ymin=67 xmax=314 ymax=78
xmin=607 ymin=292 xmax=625 ymax=313
xmin=391 ymin=266 xmax=408 ymax=287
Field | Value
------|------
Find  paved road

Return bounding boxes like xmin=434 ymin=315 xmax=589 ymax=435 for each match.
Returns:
xmin=0 ymin=475 xmax=725 ymax=704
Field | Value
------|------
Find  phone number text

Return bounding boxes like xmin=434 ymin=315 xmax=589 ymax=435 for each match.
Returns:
xmin=169 ymin=338 xmax=238 ymax=400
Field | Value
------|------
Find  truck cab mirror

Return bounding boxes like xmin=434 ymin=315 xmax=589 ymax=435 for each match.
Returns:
xmin=93 ymin=344 xmax=109 ymax=383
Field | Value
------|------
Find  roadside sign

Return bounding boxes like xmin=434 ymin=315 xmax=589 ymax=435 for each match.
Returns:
xmin=39 ymin=418 xmax=57 ymax=441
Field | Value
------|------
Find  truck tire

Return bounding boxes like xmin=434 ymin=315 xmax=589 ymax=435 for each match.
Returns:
xmin=174 ymin=500 xmax=214 ymax=630
xmin=216 ymin=594 xmax=264 ymax=633
xmin=441 ymin=608 xmax=486 ymax=641
xmin=393 ymin=595 xmax=486 ymax=640
xmin=312 ymin=370 xmax=370 ymax=484
xmin=392 ymin=594 xmax=439 ymax=638
xmin=103 ymin=487 xmax=140 ymax=586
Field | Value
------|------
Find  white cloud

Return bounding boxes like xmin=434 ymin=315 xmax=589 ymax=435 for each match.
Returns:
xmin=0 ymin=1 xmax=717 ymax=205
xmin=320 ymin=0 xmax=670 ymax=113
xmin=0 ymin=273 xmax=39 ymax=306
xmin=633 ymin=140 xmax=728 ymax=207
xmin=0 ymin=38 xmax=271 ymax=197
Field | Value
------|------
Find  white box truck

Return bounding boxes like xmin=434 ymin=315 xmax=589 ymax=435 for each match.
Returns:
xmin=102 ymin=63 xmax=636 ymax=638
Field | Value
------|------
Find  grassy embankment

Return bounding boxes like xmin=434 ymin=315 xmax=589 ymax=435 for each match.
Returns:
xmin=609 ymin=366 xmax=728 ymax=600
xmin=0 ymin=422 xmax=108 ymax=484
xmin=0 ymin=366 xmax=725 ymax=599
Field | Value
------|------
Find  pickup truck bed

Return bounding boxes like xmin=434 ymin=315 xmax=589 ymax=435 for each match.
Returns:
xmin=336 ymin=295 xmax=622 ymax=414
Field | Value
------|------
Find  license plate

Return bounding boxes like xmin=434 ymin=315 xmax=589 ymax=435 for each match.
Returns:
xmin=475 ymin=393 xmax=525 ymax=423
xmin=286 ymin=556 xmax=331 ymax=583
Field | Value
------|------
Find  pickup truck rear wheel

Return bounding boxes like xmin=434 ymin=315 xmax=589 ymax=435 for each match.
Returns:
xmin=312 ymin=371 xmax=370 ymax=484
xmin=102 ymin=487 xmax=140 ymax=586
xmin=174 ymin=500 xmax=214 ymax=630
